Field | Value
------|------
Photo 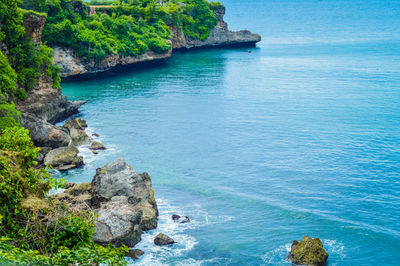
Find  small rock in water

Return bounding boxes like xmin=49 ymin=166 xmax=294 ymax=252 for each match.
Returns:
xmin=172 ymin=214 xmax=190 ymax=223
xmin=92 ymin=150 xmax=98 ymax=155
xmin=92 ymin=133 xmax=100 ymax=137
xmin=154 ymin=233 xmax=175 ymax=246
xmin=90 ymin=141 xmax=106 ymax=150
xmin=125 ymin=249 xmax=144 ymax=260
xmin=288 ymin=236 xmax=328 ymax=266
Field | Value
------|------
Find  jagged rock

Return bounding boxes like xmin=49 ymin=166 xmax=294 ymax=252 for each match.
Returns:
xmin=289 ymin=236 xmax=329 ymax=266
xmin=154 ymin=233 xmax=175 ymax=246
xmin=172 ymin=214 xmax=190 ymax=224
xmin=90 ymin=141 xmax=106 ymax=150
xmin=92 ymin=133 xmax=100 ymax=137
xmin=63 ymin=118 xmax=88 ymax=130
xmin=44 ymin=146 xmax=83 ymax=171
xmin=69 ymin=127 xmax=91 ymax=146
xmin=23 ymin=11 xmax=46 ymax=45
xmin=125 ymin=249 xmax=144 ymax=260
xmin=20 ymin=113 xmax=71 ymax=148
xmin=93 ymin=196 xmax=143 ymax=247
xmin=52 ymin=182 xmax=92 ymax=211
xmin=171 ymin=5 xmax=260 ymax=50
xmin=91 ymin=159 xmax=158 ymax=231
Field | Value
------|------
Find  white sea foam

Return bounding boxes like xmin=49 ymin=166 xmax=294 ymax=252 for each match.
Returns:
xmin=261 ymin=243 xmax=291 ymax=265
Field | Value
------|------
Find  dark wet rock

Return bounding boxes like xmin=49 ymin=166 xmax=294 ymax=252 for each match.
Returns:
xmin=91 ymin=159 xmax=158 ymax=231
xmin=92 ymin=150 xmax=98 ymax=155
xmin=21 ymin=113 xmax=71 ymax=148
xmin=92 ymin=133 xmax=100 ymax=137
xmin=172 ymin=214 xmax=190 ymax=223
xmin=43 ymin=146 xmax=83 ymax=171
xmin=125 ymin=249 xmax=144 ymax=260
xmin=154 ymin=233 xmax=175 ymax=246
xmin=289 ymin=236 xmax=328 ymax=266
xmin=90 ymin=141 xmax=106 ymax=150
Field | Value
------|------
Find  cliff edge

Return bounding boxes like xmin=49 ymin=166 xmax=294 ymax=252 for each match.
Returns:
xmin=53 ymin=5 xmax=261 ymax=79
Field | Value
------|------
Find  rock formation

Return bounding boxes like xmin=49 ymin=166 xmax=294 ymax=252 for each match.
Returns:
xmin=154 ymin=233 xmax=175 ymax=246
xmin=171 ymin=5 xmax=261 ymax=50
xmin=44 ymin=146 xmax=84 ymax=171
xmin=53 ymin=159 xmax=159 ymax=247
xmin=289 ymin=236 xmax=329 ymax=266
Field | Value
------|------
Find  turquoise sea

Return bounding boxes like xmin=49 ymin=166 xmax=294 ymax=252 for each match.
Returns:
xmin=61 ymin=0 xmax=400 ymax=264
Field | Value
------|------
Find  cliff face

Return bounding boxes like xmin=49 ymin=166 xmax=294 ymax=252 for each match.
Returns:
xmin=171 ymin=6 xmax=261 ymax=50
xmin=53 ymin=48 xmax=172 ymax=79
xmin=53 ymin=5 xmax=261 ymax=79
xmin=14 ymin=13 xmax=84 ymax=153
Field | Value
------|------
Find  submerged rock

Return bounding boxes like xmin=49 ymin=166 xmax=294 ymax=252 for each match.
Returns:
xmin=90 ymin=141 xmax=106 ymax=150
xmin=125 ymin=249 xmax=144 ymax=260
xmin=154 ymin=233 xmax=175 ymax=246
xmin=289 ymin=236 xmax=328 ymax=266
xmin=172 ymin=214 xmax=190 ymax=224
xmin=43 ymin=146 xmax=83 ymax=170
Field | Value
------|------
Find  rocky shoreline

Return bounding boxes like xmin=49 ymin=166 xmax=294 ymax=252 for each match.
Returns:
xmin=53 ymin=5 xmax=261 ymax=80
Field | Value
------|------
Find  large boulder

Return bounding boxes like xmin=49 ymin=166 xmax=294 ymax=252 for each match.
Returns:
xmin=154 ymin=233 xmax=175 ymax=246
xmin=289 ymin=236 xmax=328 ymax=266
xmin=91 ymin=159 xmax=158 ymax=231
xmin=43 ymin=146 xmax=83 ymax=170
xmin=20 ymin=113 xmax=70 ymax=148
xmin=90 ymin=141 xmax=106 ymax=150
xmin=53 ymin=159 xmax=159 ymax=247
xmin=92 ymin=196 xmax=142 ymax=247
xmin=63 ymin=118 xmax=87 ymax=130
xmin=63 ymin=118 xmax=90 ymax=146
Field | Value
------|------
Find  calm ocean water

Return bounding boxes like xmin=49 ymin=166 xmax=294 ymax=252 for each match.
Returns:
xmin=61 ymin=0 xmax=400 ymax=264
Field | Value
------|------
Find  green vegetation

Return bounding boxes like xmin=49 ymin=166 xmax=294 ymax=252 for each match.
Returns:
xmin=0 ymin=1 xmax=128 ymax=264
xmin=23 ymin=0 xmax=223 ymax=61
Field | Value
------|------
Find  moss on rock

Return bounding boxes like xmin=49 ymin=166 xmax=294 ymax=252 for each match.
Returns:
xmin=289 ymin=236 xmax=328 ymax=266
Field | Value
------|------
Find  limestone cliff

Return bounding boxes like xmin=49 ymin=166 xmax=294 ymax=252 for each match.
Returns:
xmin=14 ymin=13 xmax=84 ymax=153
xmin=53 ymin=47 xmax=172 ymax=79
xmin=171 ymin=5 xmax=261 ymax=50
xmin=53 ymin=5 xmax=261 ymax=79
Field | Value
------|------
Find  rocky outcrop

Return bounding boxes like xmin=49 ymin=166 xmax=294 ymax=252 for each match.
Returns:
xmin=23 ymin=11 xmax=46 ymax=45
xmin=43 ymin=146 xmax=84 ymax=170
xmin=52 ymin=5 xmax=260 ymax=79
xmin=172 ymin=214 xmax=190 ymax=224
xmin=20 ymin=113 xmax=71 ymax=149
xmin=54 ymin=159 xmax=159 ymax=247
xmin=91 ymin=159 xmax=158 ymax=231
xmin=289 ymin=236 xmax=329 ymax=266
xmin=171 ymin=6 xmax=261 ymax=50
xmin=154 ymin=233 xmax=175 ymax=246
xmin=53 ymin=47 xmax=171 ymax=79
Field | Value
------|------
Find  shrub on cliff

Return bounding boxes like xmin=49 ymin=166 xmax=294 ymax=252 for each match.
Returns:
xmin=26 ymin=0 xmax=223 ymax=61
xmin=0 ymin=126 xmax=129 ymax=264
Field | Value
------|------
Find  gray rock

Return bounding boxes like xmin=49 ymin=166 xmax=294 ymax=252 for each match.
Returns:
xmin=93 ymin=196 xmax=142 ymax=247
xmin=289 ymin=236 xmax=329 ymax=266
xmin=154 ymin=233 xmax=175 ymax=246
xmin=63 ymin=118 xmax=87 ymax=130
xmin=69 ymin=127 xmax=91 ymax=146
xmin=91 ymin=159 xmax=158 ymax=231
xmin=90 ymin=141 xmax=106 ymax=150
xmin=20 ymin=113 xmax=70 ymax=148
xmin=44 ymin=146 xmax=83 ymax=171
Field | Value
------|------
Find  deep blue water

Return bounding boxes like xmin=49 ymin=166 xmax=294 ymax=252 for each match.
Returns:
xmin=61 ymin=0 xmax=400 ymax=264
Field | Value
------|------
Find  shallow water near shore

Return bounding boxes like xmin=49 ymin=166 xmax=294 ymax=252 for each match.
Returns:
xmin=61 ymin=0 xmax=400 ymax=264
